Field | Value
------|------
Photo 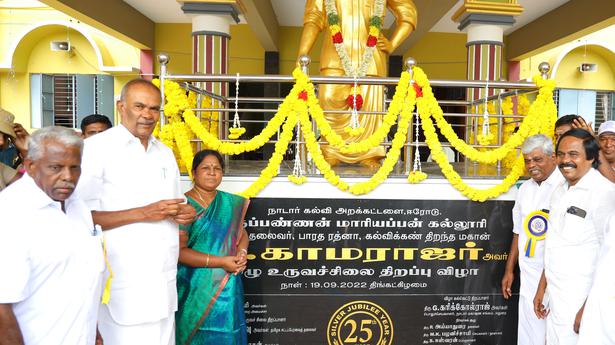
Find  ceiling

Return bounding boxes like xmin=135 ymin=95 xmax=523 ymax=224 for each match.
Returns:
xmin=431 ymin=0 xmax=570 ymax=34
xmin=120 ymin=0 xmax=570 ymax=34
xmin=0 ymin=0 xmax=49 ymax=7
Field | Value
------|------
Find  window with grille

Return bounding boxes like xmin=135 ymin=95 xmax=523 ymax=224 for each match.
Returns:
xmin=30 ymin=74 xmax=115 ymax=129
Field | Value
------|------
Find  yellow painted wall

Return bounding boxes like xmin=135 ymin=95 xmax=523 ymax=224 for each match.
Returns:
xmin=229 ymin=25 xmax=265 ymax=75
xmin=404 ymin=32 xmax=467 ymax=80
xmin=1 ymin=27 xmax=140 ymax=129
xmin=28 ymin=30 xmax=101 ymax=74
xmin=153 ymin=24 xmax=469 ymax=79
xmin=0 ymin=72 xmax=29 ymax=128
xmin=1 ymin=29 xmax=102 ymax=129
xmin=0 ymin=7 xmax=70 ymax=67
xmin=154 ymin=23 xmax=192 ymax=75
xmin=521 ymin=45 xmax=615 ymax=90
xmin=278 ymin=26 xmax=323 ymax=75
xmin=153 ymin=24 xmax=323 ymax=76
xmin=153 ymin=23 xmax=269 ymax=75
xmin=0 ymin=6 xmax=145 ymax=131
xmin=519 ymin=24 xmax=615 ymax=91
xmin=555 ymin=47 xmax=615 ymax=90
xmin=1 ymin=7 xmax=139 ymax=71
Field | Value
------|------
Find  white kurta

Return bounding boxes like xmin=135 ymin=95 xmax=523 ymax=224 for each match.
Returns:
xmin=544 ymin=168 xmax=615 ymax=345
xmin=577 ymin=215 xmax=615 ymax=345
xmin=512 ymin=169 xmax=563 ymax=345
xmin=0 ymin=174 xmax=104 ymax=345
xmin=75 ymin=125 xmax=181 ymax=345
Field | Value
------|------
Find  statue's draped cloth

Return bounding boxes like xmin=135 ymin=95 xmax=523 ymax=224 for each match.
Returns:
xmin=303 ymin=0 xmax=417 ymax=164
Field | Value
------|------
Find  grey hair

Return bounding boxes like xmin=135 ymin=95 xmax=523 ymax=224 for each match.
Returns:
xmin=120 ymin=79 xmax=160 ymax=102
xmin=27 ymin=126 xmax=83 ymax=160
xmin=521 ymin=134 xmax=554 ymax=155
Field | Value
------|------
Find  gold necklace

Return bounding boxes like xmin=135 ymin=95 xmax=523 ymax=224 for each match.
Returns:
xmin=193 ymin=188 xmax=215 ymax=208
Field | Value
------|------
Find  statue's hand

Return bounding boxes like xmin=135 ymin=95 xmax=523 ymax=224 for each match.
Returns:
xmin=377 ymin=36 xmax=393 ymax=54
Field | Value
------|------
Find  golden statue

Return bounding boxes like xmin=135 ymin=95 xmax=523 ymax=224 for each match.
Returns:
xmin=298 ymin=0 xmax=417 ymax=168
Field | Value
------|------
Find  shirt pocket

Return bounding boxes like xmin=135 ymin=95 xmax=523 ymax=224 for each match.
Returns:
xmin=562 ymin=212 xmax=592 ymax=244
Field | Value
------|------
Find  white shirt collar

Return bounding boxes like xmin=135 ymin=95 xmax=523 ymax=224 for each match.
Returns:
xmin=564 ymin=167 xmax=599 ymax=191
xmin=115 ymin=124 xmax=159 ymax=151
xmin=20 ymin=173 xmax=67 ymax=211
xmin=528 ymin=167 xmax=563 ymax=188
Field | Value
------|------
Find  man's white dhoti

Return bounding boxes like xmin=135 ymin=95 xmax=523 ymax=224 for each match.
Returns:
xmin=98 ymin=304 xmax=175 ymax=345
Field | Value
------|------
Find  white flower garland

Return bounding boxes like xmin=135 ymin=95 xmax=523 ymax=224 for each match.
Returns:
xmin=324 ymin=0 xmax=385 ymax=77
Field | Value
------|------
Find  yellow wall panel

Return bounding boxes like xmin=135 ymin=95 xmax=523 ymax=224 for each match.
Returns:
xmin=154 ymin=23 xmax=192 ymax=75
xmin=403 ymin=32 xmax=468 ymax=80
xmin=229 ymin=24 xmax=265 ymax=75
xmin=555 ymin=48 xmax=615 ymax=90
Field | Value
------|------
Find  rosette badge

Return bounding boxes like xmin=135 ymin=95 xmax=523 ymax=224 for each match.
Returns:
xmin=523 ymin=210 xmax=549 ymax=257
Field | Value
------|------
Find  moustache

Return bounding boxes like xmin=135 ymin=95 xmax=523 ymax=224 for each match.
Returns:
xmin=559 ymin=163 xmax=577 ymax=169
xmin=57 ymin=182 xmax=76 ymax=189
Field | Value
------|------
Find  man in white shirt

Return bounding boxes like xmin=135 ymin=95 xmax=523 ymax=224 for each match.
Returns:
xmin=560 ymin=115 xmax=615 ymax=182
xmin=0 ymin=126 xmax=104 ymax=345
xmin=597 ymin=120 xmax=615 ymax=172
xmin=501 ymin=134 xmax=563 ymax=345
xmin=577 ymin=214 xmax=615 ymax=344
xmin=533 ymin=129 xmax=615 ymax=345
xmin=76 ymin=79 xmax=196 ymax=345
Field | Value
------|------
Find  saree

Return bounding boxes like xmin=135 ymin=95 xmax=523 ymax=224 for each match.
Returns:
xmin=176 ymin=191 xmax=249 ymax=345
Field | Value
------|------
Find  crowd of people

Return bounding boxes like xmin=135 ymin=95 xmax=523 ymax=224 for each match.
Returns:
xmin=502 ymin=116 xmax=615 ymax=344
xmin=0 ymin=110 xmax=113 ymax=192
xmin=1 ymin=77 xmax=615 ymax=345
xmin=0 ymin=79 xmax=249 ymax=345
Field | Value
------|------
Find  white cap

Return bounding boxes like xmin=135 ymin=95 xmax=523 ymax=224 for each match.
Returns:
xmin=598 ymin=121 xmax=615 ymax=136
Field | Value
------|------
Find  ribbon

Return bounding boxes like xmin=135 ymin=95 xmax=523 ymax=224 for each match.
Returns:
xmin=101 ymin=236 xmax=114 ymax=304
xmin=523 ymin=210 xmax=549 ymax=257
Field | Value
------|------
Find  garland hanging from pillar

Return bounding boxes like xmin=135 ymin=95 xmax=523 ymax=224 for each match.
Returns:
xmin=155 ymin=65 xmax=556 ymax=201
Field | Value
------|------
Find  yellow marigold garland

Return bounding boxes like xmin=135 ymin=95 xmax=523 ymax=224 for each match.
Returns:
xmin=171 ymin=119 xmax=194 ymax=178
xmin=501 ymin=96 xmax=519 ymax=169
xmin=417 ymin=95 xmax=527 ymax=202
xmin=154 ymin=67 xmax=556 ymax=201
xmin=183 ymin=82 xmax=301 ymax=155
xmin=288 ymin=175 xmax=308 ymax=185
xmin=347 ymin=83 xmax=416 ymax=195
xmin=295 ymin=99 xmax=349 ymax=192
xmin=407 ymin=171 xmax=427 ymax=183
xmin=414 ymin=67 xmax=554 ymax=164
xmin=199 ymin=96 xmax=219 ymax=137
xmin=344 ymin=126 xmax=366 ymax=137
xmin=228 ymin=127 xmax=246 ymax=140
xmin=534 ymin=78 xmax=557 ymax=137
xmin=158 ymin=123 xmax=174 ymax=149
xmin=518 ymin=94 xmax=530 ymax=116
xmin=301 ymin=69 xmax=411 ymax=154
xmin=293 ymin=72 xmax=417 ymax=195
xmin=184 ymin=104 xmax=289 ymax=155
xmin=239 ymin=111 xmax=298 ymax=198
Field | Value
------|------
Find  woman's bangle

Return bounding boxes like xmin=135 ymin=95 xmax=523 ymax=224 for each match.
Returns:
xmin=205 ymin=254 xmax=210 ymax=268
xmin=240 ymin=248 xmax=248 ymax=255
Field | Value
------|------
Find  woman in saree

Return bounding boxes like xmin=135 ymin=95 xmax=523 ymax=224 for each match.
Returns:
xmin=176 ymin=149 xmax=249 ymax=345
